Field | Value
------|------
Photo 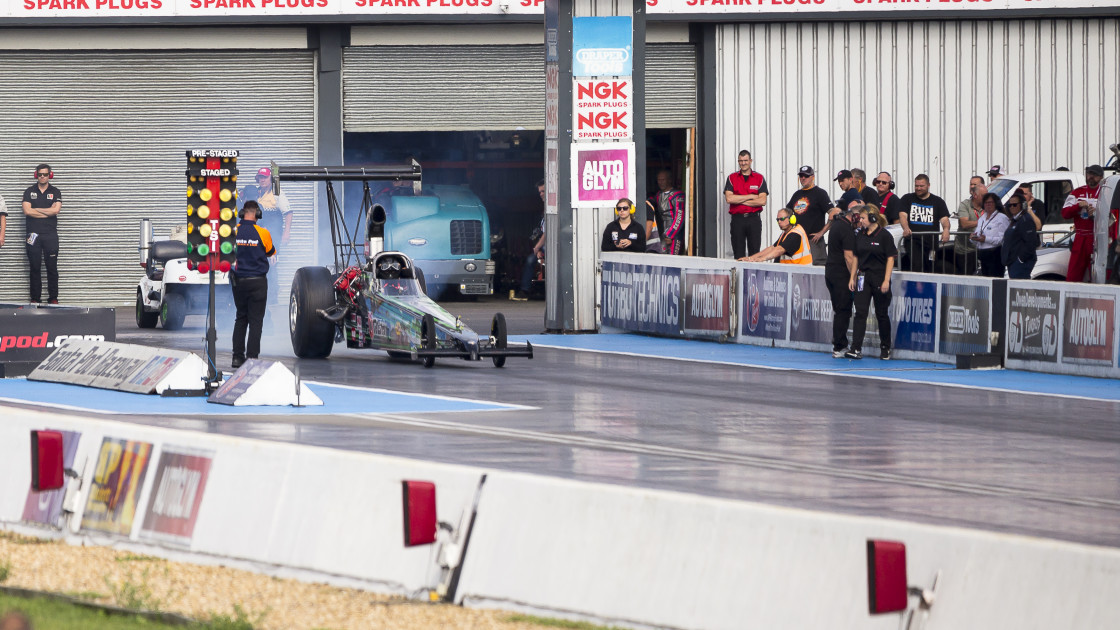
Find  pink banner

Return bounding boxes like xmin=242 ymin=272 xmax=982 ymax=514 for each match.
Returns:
xmin=140 ymin=447 xmax=213 ymax=546
xmin=572 ymin=143 xmax=633 ymax=206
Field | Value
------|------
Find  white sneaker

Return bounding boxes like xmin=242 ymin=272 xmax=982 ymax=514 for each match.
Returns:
xmin=832 ymin=348 xmax=846 ymax=358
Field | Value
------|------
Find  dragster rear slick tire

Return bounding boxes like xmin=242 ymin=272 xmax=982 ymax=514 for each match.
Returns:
xmin=290 ymin=266 xmax=337 ymax=359
xmin=136 ymin=290 xmax=158 ymax=329
xmin=491 ymin=312 xmax=507 ymax=368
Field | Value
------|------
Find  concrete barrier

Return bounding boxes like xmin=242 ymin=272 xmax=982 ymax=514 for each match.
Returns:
xmin=4 ymin=405 xmax=1120 ymax=629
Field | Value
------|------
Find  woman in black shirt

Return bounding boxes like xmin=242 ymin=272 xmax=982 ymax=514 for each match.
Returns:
xmin=847 ymin=205 xmax=897 ymax=360
xmin=601 ymin=198 xmax=646 ymax=252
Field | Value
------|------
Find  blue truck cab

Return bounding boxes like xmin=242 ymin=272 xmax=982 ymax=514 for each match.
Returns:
xmin=377 ymin=184 xmax=494 ymax=297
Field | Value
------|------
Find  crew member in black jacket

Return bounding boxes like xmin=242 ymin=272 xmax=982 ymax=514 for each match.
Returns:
xmin=231 ymin=200 xmax=276 ymax=368
xmin=1001 ymin=193 xmax=1039 ymax=280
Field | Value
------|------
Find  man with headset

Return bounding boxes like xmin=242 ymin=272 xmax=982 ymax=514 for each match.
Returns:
xmin=824 ymin=205 xmax=861 ymax=358
xmin=22 ymin=163 xmax=62 ymax=304
xmin=231 ymin=200 xmax=276 ymax=369
xmin=742 ymin=208 xmax=812 ymax=265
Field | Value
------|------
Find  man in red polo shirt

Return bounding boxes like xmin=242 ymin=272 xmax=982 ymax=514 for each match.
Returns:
xmin=723 ymin=149 xmax=769 ymax=259
xmin=1061 ymin=164 xmax=1104 ymax=282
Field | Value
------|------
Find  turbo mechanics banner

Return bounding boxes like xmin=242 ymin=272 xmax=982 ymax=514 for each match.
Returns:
xmin=1007 ymin=287 xmax=1060 ymax=363
xmin=600 ymin=261 xmax=681 ymax=336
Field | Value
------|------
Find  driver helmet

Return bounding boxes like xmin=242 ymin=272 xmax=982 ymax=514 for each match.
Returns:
xmin=377 ymin=256 xmax=403 ymax=279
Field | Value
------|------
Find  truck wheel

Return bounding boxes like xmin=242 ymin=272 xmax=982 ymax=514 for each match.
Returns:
xmin=160 ymin=292 xmax=186 ymax=330
xmin=421 ymin=314 xmax=436 ymax=368
xmin=290 ymin=266 xmax=337 ymax=359
xmin=491 ymin=312 xmax=507 ymax=368
xmin=136 ymin=290 xmax=158 ymax=329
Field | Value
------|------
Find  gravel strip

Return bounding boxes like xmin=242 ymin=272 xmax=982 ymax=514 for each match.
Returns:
xmin=0 ymin=532 xmax=541 ymax=630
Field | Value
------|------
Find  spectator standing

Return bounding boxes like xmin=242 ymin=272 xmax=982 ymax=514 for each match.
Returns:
xmin=513 ymin=180 xmax=546 ymax=301
xmin=953 ymin=176 xmax=985 ymax=276
xmin=601 ymin=198 xmax=646 ymax=253
xmin=0 ymin=193 xmax=7 ymax=248
xmin=970 ymin=192 xmax=1011 ymax=278
xmin=825 ymin=206 xmax=860 ymax=358
xmin=648 ymin=169 xmax=686 ymax=255
xmin=1060 ymin=164 xmax=1104 ymax=282
xmin=231 ymin=200 xmax=276 ymax=369
xmin=743 ymin=209 xmax=811 ymax=264
xmin=724 ymin=150 xmax=769 ymax=259
xmin=785 ymin=165 xmax=833 ymax=265
xmin=987 ymin=164 xmax=1005 ymax=182
xmin=851 ymin=168 xmax=880 ymax=206
xmin=848 ymin=205 xmax=897 ymax=360
xmin=1019 ymin=183 xmax=1048 ymax=227
xmin=873 ymin=172 xmax=902 ymax=225
xmin=898 ymin=174 xmax=950 ymax=273
xmin=22 ymin=163 xmax=62 ymax=304
xmin=833 ymin=170 xmax=863 ymax=213
xmin=1002 ymin=194 xmax=1039 ymax=279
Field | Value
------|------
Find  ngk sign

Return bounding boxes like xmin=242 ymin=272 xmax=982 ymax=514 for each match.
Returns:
xmin=574 ymin=79 xmax=632 ymax=141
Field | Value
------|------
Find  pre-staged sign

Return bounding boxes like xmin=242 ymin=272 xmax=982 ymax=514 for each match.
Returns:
xmin=600 ymin=261 xmax=681 ymax=336
xmin=140 ymin=447 xmax=214 ymax=546
xmin=682 ymin=271 xmax=731 ymax=335
xmin=1007 ymin=287 xmax=1060 ymax=363
xmin=938 ymin=282 xmax=989 ymax=356
xmin=81 ymin=438 xmax=153 ymax=536
xmin=1062 ymin=293 xmax=1115 ymax=366
xmin=741 ymin=268 xmax=787 ymax=340
xmin=574 ymin=79 xmax=632 ymax=142
xmin=22 ymin=430 xmax=81 ymax=528
xmin=789 ymin=273 xmax=831 ymax=344
xmin=571 ymin=143 xmax=634 ymax=207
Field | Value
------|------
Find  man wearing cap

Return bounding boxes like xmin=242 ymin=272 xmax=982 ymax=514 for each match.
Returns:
xmin=231 ymin=200 xmax=276 ymax=368
xmin=987 ymin=165 xmax=1005 ymax=182
xmin=238 ymin=167 xmax=291 ymax=303
xmin=785 ymin=165 xmax=833 ymax=265
xmin=1060 ymin=164 xmax=1104 ymax=282
xmin=724 ymin=150 xmax=769 ymax=259
xmin=897 ymin=174 xmax=950 ymax=273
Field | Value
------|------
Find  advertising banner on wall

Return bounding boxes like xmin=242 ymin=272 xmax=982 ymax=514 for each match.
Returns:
xmin=1061 ymin=293 xmax=1115 ymax=366
xmin=938 ymin=282 xmax=990 ymax=356
xmin=1007 ymin=287 xmax=1060 ymax=363
xmin=571 ymin=143 xmax=634 ymax=207
xmin=740 ymin=268 xmax=787 ymax=340
xmin=789 ymin=272 xmax=831 ymax=344
xmin=682 ymin=270 xmax=731 ymax=336
xmin=573 ymin=79 xmax=632 ymax=141
xmin=81 ymin=438 xmax=153 ymax=536
xmin=572 ymin=16 xmax=633 ymax=77
xmin=601 ymin=261 xmax=681 ymax=336
xmin=642 ymin=0 xmax=1103 ymax=15
xmin=21 ymin=429 xmax=81 ymax=528
xmin=140 ymin=447 xmax=214 ymax=547
xmin=891 ymin=280 xmax=937 ymax=353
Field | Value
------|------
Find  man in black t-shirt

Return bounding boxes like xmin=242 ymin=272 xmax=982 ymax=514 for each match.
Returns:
xmin=851 ymin=168 xmax=880 ymax=207
xmin=825 ymin=206 xmax=860 ymax=357
xmin=785 ymin=165 xmax=833 ymax=266
xmin=897 ymin=174 xmax=950 ymax=273
xmin=22 ymin=163 xmax=62 ymax=304
xmin=873 ymin=172 xmax=902 ymax=225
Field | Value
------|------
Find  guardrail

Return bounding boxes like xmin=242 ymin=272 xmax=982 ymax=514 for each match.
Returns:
xmin=599 ymin=253 xmax=1120 ymax=378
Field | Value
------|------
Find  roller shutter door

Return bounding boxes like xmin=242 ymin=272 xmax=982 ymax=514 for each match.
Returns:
xmin=0 ymin=50 xmax=317 ymax=306
xmin=342 ymin=43 xmax=696 ymax=132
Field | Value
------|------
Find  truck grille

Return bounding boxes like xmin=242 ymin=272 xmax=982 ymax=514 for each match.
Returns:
xmin=449 ymin=220 xmax=483 ymax=255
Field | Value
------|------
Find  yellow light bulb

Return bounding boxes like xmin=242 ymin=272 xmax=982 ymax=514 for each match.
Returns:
xmin=199 ymin=224 xmax=212 ymax=238
xmin=187 ymin=223 xmax=194 ymax=234
xmin=198 ymin=207 xmax=210 ymax=220
xmin=187 ymin=205 xmax=194 ymax=217
xmin=187 ymin=188 xmax=193 ymax=198
xmin=220 ymin=208 xmax=233 ymax=221
xmin=218 ymin=224 xmax=232 ymax=237
xmin=219 ymin=189 xmax=232 ymax=202
xmin=199 ymin=189 xmax=213 ymax=202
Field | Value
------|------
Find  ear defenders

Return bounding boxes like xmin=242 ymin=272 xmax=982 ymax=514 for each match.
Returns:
xmin=882 ymin=173 xmax=895 ymax=190
xmin=34 ymin=167 xmax=53 ymax=179
xmin=787 ymin=213 xmax=797 ymax=225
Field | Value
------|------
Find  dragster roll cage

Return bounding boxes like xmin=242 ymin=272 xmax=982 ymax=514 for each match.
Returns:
xmin=268 ymin=160 xmax=422 ymax=272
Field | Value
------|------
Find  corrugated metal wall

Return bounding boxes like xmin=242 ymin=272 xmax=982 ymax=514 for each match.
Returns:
xmin=342 ymin=44 xmax=695 ymax=131
xmin=713 ymin=18 xmax=1120 ymax=255
xmin=0 ymin=50 xmax=318 ymax=306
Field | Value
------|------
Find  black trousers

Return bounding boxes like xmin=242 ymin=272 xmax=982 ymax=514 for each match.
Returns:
xmin=851 ymin=272 xmax=893 ymax=352
xmin=730 ymin=212 xmax=762 ymax=259
xmin=26 ymin=232 xmax=59 ymax=302
xmin=902 ymin=234 xmax=936 ymax=273
xmin=232 ymin=275 xmax=268 ymax=359
xmin=825 ymin=265 xmax=853 ymax=351
xmin=977 ymin=248 xmax=1005 ymax=278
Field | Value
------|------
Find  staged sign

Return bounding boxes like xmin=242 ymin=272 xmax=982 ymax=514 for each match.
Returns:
xmin=1007 ymin=287 xmax=1060 ymax=363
